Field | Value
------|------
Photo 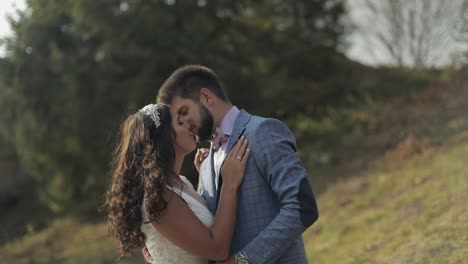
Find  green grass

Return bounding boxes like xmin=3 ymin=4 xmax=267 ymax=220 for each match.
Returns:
xmin=3 ymin=135 xmax=466 ymax=263
xmin=296 ymin=74 xmax=468 ymax=194
xmin=304 ymin=133 xmax=468 ymax=264
xmin=2 ymin=71 xmax=467 ymax=264
xmin=0 ymin=218 xmax=143 ymax=264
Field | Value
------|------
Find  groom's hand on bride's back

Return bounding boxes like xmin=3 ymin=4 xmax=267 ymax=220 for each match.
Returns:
xmin=142 ymin=245 xmax=153 ymax=263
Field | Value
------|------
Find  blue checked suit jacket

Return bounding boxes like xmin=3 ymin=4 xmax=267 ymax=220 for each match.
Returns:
xmin=199 ymin=110 xmax=319 ymax=264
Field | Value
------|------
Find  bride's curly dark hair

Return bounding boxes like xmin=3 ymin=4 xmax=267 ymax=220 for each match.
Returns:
xmin=105 ymin=104 xmax=176 ymax=256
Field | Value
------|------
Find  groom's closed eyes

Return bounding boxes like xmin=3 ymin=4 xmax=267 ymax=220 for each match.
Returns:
xmin=177 ymin=106 xmax=193 ymax=127
xmin=177 ymin=106 xmax=187 ymax=122
xmin=178 ymin=106 xmax=189 ymax=117
xmin=176 ymin=106 xmax=193 ymax=132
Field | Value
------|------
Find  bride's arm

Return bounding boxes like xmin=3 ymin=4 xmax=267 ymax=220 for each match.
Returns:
xmin=152 ymin=138 xmax=250 ymax=261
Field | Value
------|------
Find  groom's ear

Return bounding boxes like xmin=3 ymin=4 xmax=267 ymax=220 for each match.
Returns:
xmin=199 ymin=88 xmax=214 ymax=105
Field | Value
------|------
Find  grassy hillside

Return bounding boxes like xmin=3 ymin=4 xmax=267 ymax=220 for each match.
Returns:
xmin=293 ymin=67 xmax=468 ymax=194
xmin=304 ymin=132 xmax=468 ymax=263
xmin=0 ymin=219 xmax=143 ymax=264
xmin=1 ymin=67 xmax=467 ymax=263
xmin=2 ymin=134 xmax=466 ymax=263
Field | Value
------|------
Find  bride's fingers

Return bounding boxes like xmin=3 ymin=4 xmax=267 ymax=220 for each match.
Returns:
xmin=234 ymin=137 xmax=246 ymax=159
xmin=241 ymin=148 xmax=251 ymax=165
xmin=201 ymin=148 xmax=209 ymax=157
xmin=197 ymin=148 xmax=209 ymax=158
xmin=194 ymin=149 xmax=200 ymax=162
xmin=236 ymin=138 xmax=248 ymax=159
xmin=227 ymin=137 xmax=242 ymax=159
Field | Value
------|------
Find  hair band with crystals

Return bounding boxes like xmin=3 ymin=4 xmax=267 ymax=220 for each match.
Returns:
xmin=139 ymin=104 xmax=161 ymax=128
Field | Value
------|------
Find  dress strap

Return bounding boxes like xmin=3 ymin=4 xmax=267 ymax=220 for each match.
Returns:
xmin=165 ymin=185 xmax=188 ymax=205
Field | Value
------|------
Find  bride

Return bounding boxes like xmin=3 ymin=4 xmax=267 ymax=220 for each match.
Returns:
xmin=106 ymin=104 xmax=250 ymax=263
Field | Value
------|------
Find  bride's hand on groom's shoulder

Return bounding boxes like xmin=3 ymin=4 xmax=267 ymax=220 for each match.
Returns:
xmin=220 ymin=136 xmax=250 ymax=190
xmin=194 ymin=148 xmax=210 ymax=172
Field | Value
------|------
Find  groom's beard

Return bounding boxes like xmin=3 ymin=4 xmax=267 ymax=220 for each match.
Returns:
xmin=196 ymin=104 xmax=214 ymax=142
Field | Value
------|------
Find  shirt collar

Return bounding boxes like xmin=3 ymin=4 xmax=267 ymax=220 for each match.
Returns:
xmin=218 ymin=106 xmax=240 ymax=136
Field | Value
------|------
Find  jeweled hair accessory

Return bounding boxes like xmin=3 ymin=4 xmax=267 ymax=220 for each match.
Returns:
xmin=139 ymin=104 xmax=161 ymax=128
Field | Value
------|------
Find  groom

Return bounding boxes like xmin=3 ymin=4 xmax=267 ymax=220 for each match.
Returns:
xmin=157 ymin=65 xmax=318 ymax=263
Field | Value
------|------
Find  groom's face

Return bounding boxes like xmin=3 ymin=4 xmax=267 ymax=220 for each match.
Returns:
xmin=170 ymin=96 xmax=214 ymax=142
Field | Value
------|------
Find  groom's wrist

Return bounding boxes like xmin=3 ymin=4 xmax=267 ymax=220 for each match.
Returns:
xmin=235 ymin=251 xmax=251 ymax=264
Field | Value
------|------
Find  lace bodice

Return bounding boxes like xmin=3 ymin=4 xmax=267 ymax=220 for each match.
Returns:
xmin=140 ymin=176 xmax=214 ymax=264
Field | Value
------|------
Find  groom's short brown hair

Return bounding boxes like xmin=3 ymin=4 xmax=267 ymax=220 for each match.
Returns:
xmin=157 ymin=65 xmax=230 ymax=104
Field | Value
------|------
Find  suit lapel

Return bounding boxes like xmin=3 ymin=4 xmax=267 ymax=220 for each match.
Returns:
xmin=223 ymin=110 xmax=251 ymax=156
xmin=209 ymin=144 xmax=216 ymax=197
xmin=214 ymin=110 xmax=251 ymax=207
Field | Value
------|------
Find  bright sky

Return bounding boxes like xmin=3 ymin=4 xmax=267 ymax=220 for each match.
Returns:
xmin=0 ymin=0 xmax=25 ymax=38
xmin=345 ymin=0 xmax=466 ymax=67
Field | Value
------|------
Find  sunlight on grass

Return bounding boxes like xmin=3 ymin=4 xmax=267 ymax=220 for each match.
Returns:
xmin=2 ymin=136 xmax=467 ymax=263
xmin=1 ymin=218 xmax=142 ymax=264
xmin=304 ymin=134 xmax=468 ymax=263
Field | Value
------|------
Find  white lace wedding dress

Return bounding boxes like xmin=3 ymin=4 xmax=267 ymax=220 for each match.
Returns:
xmin=140 ymin=176 xmax=214 ymax=264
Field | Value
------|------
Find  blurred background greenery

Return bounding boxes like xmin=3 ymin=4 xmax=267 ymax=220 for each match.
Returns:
xmin=0 ymin=0 xmax=467 ymax=263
